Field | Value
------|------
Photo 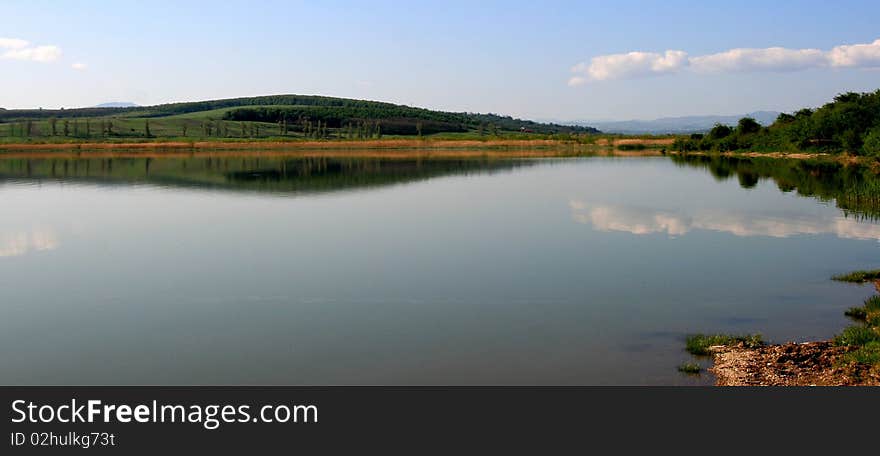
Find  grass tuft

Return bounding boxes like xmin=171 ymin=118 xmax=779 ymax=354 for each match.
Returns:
xmin=685 ymin=333 xmax=765 ymax=356
xmin=865 ymin=295 xmax=880 ymax=312
xmin=677 ymin=362 xmax=702 ymax=374
xmin=837 ymin=341 xmax=880 ymax=366
xmin=845 ymin=307 xmax=868 ymax=320
xmin=831 ymin=269 xmax=880 ymax=283
xmin=832 ymin=325 xmax=880 ymax=347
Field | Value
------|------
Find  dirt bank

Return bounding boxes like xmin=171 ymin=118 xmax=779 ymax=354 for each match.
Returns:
xmin=710 ymin=341 xmax=880 ymax=386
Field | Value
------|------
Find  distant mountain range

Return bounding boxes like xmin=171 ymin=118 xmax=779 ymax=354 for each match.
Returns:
xmin=575 ymin=111 xmax=781 ymax=134
xmin=94 ymin=102 xmax=140 ymax=108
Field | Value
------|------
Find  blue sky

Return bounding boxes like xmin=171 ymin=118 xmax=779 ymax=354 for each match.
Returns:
xmin=2 ymin=0 xmax=879 ymax=120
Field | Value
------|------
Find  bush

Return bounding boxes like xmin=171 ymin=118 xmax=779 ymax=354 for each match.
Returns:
xmin=863 ymin=126 xmax=880 ymax=157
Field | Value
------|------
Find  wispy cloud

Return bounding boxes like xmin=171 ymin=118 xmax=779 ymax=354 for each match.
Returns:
xmin=569 ymin=38 xmax=880 ymax=84
xmin=0 ymin=37 xmax=62 ymax=63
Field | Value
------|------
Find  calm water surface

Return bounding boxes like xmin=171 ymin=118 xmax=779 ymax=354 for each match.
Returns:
xmin=1 ymin=153 xmax=878 ymax=385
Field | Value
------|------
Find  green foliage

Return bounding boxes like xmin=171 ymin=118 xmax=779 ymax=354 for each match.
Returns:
xmin=677 ymin=362 xmax=701 ymax=374
xmin=838 ymin=341 xmax=880 ymax=366
xmin=0 ymin=94 xmax=600 ymax=138
xmin=831 ymin=269 xmax=880 ymax=283
xmin=708 ymin=123 xmax=733 ymax=140
xmin=672 ymin=90 xmax=880 ymax=155
xmin=864 ymin=126 xmax=880 ymax=157
xmin=844 ymin=296 xmax=880 ymax=324
xmin=685 ymin=333 xmax=765 ymax=356
xmin=737 ymin=117 xmax=761 ymax=135
xmin=832 ymin=325 xmax=880 ymax=347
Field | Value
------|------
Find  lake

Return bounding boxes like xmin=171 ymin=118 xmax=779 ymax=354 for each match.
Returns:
xmin=1 ymin=152 xmax=878 ymax=385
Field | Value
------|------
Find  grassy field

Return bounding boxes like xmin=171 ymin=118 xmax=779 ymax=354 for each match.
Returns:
xmin=0 ymin=94 xmax=601 ymax=144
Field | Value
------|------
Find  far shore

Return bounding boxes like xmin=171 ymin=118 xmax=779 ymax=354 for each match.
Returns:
xmin=0 ymin=138 xmax=875 ymax=166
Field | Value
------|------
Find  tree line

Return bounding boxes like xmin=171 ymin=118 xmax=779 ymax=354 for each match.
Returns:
xmin=673 ymin=90 xmax=880 ymax=156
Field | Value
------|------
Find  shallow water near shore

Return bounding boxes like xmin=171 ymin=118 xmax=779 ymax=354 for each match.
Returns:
xmin=1 ymin=151 xmax=878 ymax=385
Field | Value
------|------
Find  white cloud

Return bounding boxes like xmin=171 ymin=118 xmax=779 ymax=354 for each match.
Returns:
xmin=568 ymin=50 xmax=688 ymax=85
xmin=0 ymin=37 xmax=62 ymax=63
xmin=71 ymin=62 xmax=87 ymax=70
xmin=690 ymin=47 xmax=827 ymax=73
xmin=0 ymin=38 xmax=29 ymax=49
xmin=828 ymin=38 xmax=880 ymax=68
xmin=570 ymin=38 xmax=880 ymax=83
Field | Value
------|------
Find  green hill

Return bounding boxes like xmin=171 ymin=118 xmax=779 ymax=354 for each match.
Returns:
xmin=0 ymin=94 xmax=600 ymax=141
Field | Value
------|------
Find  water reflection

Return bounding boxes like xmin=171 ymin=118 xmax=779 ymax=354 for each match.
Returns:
xmin=0 ymin=155 xmax=532 ymax=195
xmin=569 ymin=200 xmax=880 ymax=240
xmin=0 ymin=227 xmax=59 ymax=257
xmin=672 ymin=154 xmax=880 ymax=221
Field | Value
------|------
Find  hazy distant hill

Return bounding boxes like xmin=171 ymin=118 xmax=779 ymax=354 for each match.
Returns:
xmin=581 ymin=111 xmax=780 ymax=134
xmin=94 ymin=102 xmax=140 ymax=108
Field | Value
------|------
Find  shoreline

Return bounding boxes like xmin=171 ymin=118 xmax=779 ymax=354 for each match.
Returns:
xmin=0 ymin=138 xmax=669 ymax=159
xmin=709 ymin=341 xmax=880 ymax=386
xmin=0 ymin=138 xmax=874 ymax=165
xmin=708 ymin=279 xmax=880 ymax=386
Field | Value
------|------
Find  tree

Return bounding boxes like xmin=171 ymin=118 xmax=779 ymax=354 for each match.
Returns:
xmin=736 ymin=117 xmax=761 ymax=135
xmin=181 ymin=124 xmax=188 ymax=137
xmin=63 ymin=120 xmax=70 ymax=136
xmin=49 ymin=118 xmax=57 ymax=136
xmin=416 ymin=121 xmax=423 ymax=138
xmin=775 ymin=113 xmax=795 ymax=124
xmin=145 ymin=119 xmax=151 ymax=137
xmin=708 ymin=123 xmax=733 ymax=140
